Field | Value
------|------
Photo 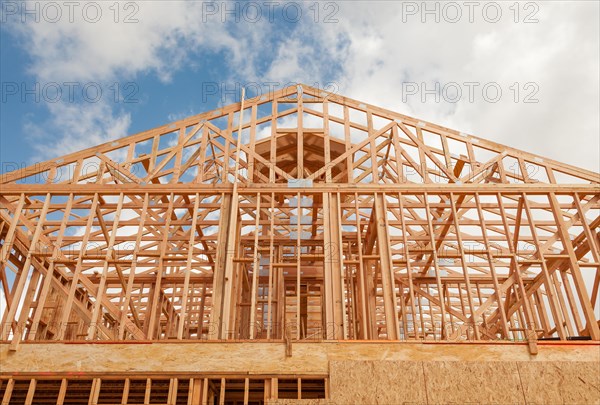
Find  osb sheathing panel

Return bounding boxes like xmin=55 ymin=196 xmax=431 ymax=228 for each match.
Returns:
xmin=1 ymin=343 xmax=598 ymax=404
xmin=266 ymin=400 xmax=333 ymax=405
xmin=330 ymin=360 xmax=599 ymax=405
xmin=518 ymin=361 xmax=600 ymax=405
xmin=1 ymin=342 xmax=598 ymax=374
xmin=329 ymin=360 xmax=427 ymax=405
xmin=422 ymin=361 xmax=524 ymax=404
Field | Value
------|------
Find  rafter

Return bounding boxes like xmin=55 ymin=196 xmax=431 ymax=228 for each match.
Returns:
xmin=0 ymin=84 xmax=598 ymax=345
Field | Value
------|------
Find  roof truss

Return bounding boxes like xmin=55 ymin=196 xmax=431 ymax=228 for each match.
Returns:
xmin=1 ymin=84 xmax=598 ymax=346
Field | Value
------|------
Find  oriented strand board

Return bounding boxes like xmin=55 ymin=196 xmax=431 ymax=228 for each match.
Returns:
xmin=267 ymin=401 xmax=333 ymax=405
xmin=423 ymin=361 xmax=524 ymax=404
xmin=518 ymin=361 xmax=600 ymax=405
xmin=328 ymin=360 xmax=599 ymax=405
xmin=1 ymin=342 xmax=598 ymax=375
xmin=329 ymin=360 xmax=427 ymax=405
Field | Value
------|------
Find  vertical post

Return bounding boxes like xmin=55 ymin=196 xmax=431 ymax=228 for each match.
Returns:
xmin=144 ymin=379 xmax=152 ymax=404
xmin=211 ymin=89 xmax=246 ymax=339
xmin=24 ymin=379 xmax=36 ymax=405
xmin=296 ymin=192 xmax=301 ymax=339
xmin=219 ymin=378 xmax=226 ymax=405
xmin=179 ymin=194 xmax=201 ymax=339
xmin=147 ymin=194 xmax=175 ymax=340
xmin=243 ymin=378 xmax=249 ymax=405
xmin=374 ymin=193 xmax=399 ymax=340
xmin=249 ymin=193 xmax=261 ymax=339
xmin=122 ymin=379 xmax=130 ymax=405
xmin=297 ymin=85 xmax=304 ymax=178
xmin=168 ymin=378 xmax=178 ymax=405
xmin=323 ymin=192 xmax=346 ymax=338
xmin=209 ymin=193 xmax=232 ymax=340
xmin=398 ymin=193 xmax=420 ymax=339
xmin=202 ymin=378 xmax=209 ymax=405
xmin=354 ymin=194 xmax=369 ymax=339
xmin=89 ymin=378 xmax=100 ymax=405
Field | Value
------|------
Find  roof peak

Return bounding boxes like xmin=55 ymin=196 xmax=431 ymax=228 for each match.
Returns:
xmin=2 ymin=85 xmax=597 ymax=185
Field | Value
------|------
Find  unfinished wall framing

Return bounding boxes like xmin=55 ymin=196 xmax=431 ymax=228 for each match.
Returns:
xmin=0 ymin=375 xmax=328 ymax=405
xmin=1 ymin=84 xmax=599 ymax=404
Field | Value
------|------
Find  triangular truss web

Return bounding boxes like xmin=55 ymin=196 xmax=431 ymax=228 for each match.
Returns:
xmin=2 ymin=84 xmax=597 ymax=186
xmin=1 ymin=84 xmax=599 ymax=346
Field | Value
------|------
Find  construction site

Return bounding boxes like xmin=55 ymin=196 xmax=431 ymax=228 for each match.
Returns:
xmin=0 ymin=84 xmax=599 ymax=404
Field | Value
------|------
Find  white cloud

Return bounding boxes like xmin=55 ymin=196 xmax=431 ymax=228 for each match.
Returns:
xmin=6 ymin=1 xmax=599 ymax=173
xmin=7 ymin=1 xmax=271 ymax=160
xmin=11 ymin=2 xmax=259 ymax=84
xmin=295 ymin=1 xmax=599 ymax=171
xmin=24 ymin=102 xmax=131 ymax=161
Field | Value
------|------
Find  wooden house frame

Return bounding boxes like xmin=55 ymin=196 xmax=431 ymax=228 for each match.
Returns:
xmin=1 ymin=84 xmax=598 ymax=404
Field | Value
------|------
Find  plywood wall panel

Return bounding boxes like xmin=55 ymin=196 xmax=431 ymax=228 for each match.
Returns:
xmin=267 ymin=400 xmax=333 ymax=405
xmin=518 ymin=361 xmax=600 ymax=405
xmin=423 ymin=361 xmax=524 ymax=404
xmin=329 ymin=360 xmax=427 ymax=405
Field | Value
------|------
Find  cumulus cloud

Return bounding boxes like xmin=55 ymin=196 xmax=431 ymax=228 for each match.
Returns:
xmin=4 ymin=1 xmax=599 ymax=172
xmin=24 ymin=102 xmax=131 ymax=161
xmin=9 ymin=2 xmax=268 ymax=84
xmin=300 ymin=1 xmax=599 ymax=171
xmin=5 ymin=1 xmax=271 ymax=160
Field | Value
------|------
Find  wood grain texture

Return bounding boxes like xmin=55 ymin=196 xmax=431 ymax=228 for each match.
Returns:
xmin=330 ymin=360 xmax=427 ymax=405
xmin=1 ymin=83 xmax=599 ymax=404
xmin=518 ymin=361 xmax=600 ymax=405
xmin=2 ymin=342 xmax=598 ymax=374
xmin=423 ymin=361 xmax=524 ymax=404
xmin=2 ymin=84 xmax=599 ymax=346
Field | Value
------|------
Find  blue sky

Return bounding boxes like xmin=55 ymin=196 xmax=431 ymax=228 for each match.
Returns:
xmin=1 ymin=1 xmax=599 ymax=172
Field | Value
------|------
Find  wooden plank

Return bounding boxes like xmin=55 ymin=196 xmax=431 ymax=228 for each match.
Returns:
xmin=0 ymin=83 xmax=597 ymax=347
xmin=374 ymin=193 xmax=399 ymax=340
xmin=2 ymin=183 xmax=599 ymax=194
xmin=178 ymin=194 xmax=200 ymax=339
xmin=24 ymin=379 xmax=36 ymax=405
xmin=57 ymin=379 xmax=67 ymax=405
xmin=146 ymin=194 xmax=175 ymax=339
